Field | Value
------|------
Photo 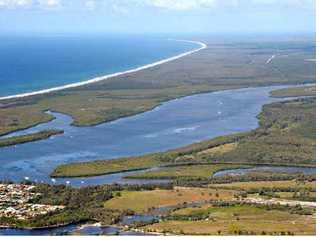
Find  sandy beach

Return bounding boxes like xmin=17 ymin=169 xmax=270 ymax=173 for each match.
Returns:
xmin=0 ymin=39 xmax=207 ymax=101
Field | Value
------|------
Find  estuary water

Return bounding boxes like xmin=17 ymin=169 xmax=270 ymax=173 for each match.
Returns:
xmin=0 ymin=86 xmax=291 ymax=185
xmin=213 ymin=166 xmax=316 ymax=178
xmin=0 ymin=224 xmax=144 ymax=236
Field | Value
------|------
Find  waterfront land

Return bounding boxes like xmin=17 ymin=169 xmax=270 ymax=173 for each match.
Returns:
xmin=124 ymin=164 xmax=251 ymax=180
xmin=2 ymin=39 xmax=316 ymax=235
xmin=271 ymin=85 xmax=316 ymax=98
xmin=1 ymin=39 xmax=316 ymax=138
xmin=0 ymin=182 xmax=126 ymax=229
xmin=0 ymin=184 xmax=64 ymax=221
xmin=0 ymin=130 xmax=63 ymax=148
xmin=2 ymin=92 xmax=316 ymax=233
xmin=4 ymin=179 xmax=316 ymax=235
xmin=38 ymin=86 xmax=316 ymax=235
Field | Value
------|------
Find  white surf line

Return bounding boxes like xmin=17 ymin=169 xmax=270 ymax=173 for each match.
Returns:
xmin=0 ymin=39 xmax=207 ymax=101
xmin=305 ymin=58 xmax=316 ymax=62
xmin=266 ymin=54 xmax=276 ymax=64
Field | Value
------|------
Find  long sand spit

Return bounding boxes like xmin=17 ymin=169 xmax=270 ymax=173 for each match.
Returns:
xmin=0 ymin=39 xmax=207 ymax=101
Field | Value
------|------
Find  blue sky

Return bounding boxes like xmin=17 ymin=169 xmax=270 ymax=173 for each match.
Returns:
xmin=0 ymin=0 xmax=316 ymax=34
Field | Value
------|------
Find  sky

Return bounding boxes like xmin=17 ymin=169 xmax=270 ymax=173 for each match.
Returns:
xmin=0 ymin=0 xmax=316 ymax=35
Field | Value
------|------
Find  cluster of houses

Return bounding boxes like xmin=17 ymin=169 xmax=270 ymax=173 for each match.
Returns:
xmin=0 ymin=184 xmax=64 ymax=220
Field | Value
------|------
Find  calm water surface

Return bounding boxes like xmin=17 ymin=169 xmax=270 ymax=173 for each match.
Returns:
xmin=0 ymin=86 xmax=291 ymax=185
xmin=213 ymin=166 xmax=316 ymax=178
xmin=0 ymin=224 xmax=146 ymax=236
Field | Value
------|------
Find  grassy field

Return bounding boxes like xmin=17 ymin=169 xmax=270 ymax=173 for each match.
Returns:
xmin=104 ymin=187 xmax=236 ymax=213
xmin=124 ymin=164 xmax=251 ymax=180
xmin=210 ymin=179 xmax=316 ymax=203
xmin=0 ymin=129 xmax=63 ymax=147
xmin=276 ymin=191 xmax=316 ymax=199
xmin=2 ymin=40 xmax=316 ymax=137
xmin=210 ymin=180 xmax=316 ymax=190
xmin=142 ymin=204 xmax=316 ymax=235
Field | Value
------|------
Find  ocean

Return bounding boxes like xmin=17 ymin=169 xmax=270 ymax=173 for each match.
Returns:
xmin=0 ymin=34 xmax=198 ymax=97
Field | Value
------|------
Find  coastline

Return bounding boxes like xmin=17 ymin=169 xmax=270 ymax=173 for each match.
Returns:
xmin=0 ymin=39 xmax=207 ymax=101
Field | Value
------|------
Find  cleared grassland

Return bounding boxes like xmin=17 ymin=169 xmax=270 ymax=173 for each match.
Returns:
xmin=210 ymin=180 xmax=316 ymax=190
xmin=142 ymin=205 xmax=316 ymax=235
xmin=104 ymin=187 xmax=236 ymax=213
xmin=276 ymin=192 xmax=316 ymax=199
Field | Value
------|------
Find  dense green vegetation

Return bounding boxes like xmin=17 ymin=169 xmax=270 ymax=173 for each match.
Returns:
xmin=2 ymin=40 xmax=316 ymax=136
xmin=0 ymin=129 xmax=63 ymax=148
xmin=125 ymin=164 xmax=251 ymax=180
xmin=214 ymin=97 xmax=316 ymax=165
xmin=271 ymin=85 xmax=316 ymax=98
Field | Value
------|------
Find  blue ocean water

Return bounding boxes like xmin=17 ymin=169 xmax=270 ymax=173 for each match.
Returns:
xmin=0 ymin=35 xmax=198 ymax=97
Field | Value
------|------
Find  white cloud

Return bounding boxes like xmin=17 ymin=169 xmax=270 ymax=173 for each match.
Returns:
xmin=16 ymin=0 xmax=31 ymax=6
xmin=111 ymin=3 xmax=130 ymax=14
xmin=38 ymin=0 xmax=61 ymax=8
xmin=0 ymin=0 xmax=33 ymax=8
xmin=0 ymin=0 xmax=316 ymax=11
xmin=0 ymin=0 xmax=60 ymax=9
xmin=251 ymin=0 xmax=316 ymax=9
xmin=85 ymin=0 xmax=95 ymax=10
xmin=144 ymin=0 xmax=217 ymax=10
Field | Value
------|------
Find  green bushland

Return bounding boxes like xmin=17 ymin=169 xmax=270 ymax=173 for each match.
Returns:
xmin=51 ymin=155 xmax=167 ymax=178
xmin=213 ymin=97 xmax=316 ymax=165
xmin=124 ymin=164 xmax=252 ymax=180
xmin=2 ymin=40 xmax=316 ymax=136
xmin=0 ymin=184 xmax=119 ymax=229
xmin=271 ymin=86 xmax=316 ymax=98
xmin=0 ymin=129 xmax=63 ymax=147
xmin=0 ymin=182 xmax=173 ymax=229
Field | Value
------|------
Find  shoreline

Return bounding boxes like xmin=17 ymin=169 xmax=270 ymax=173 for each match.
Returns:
xmin=0 ymin=39 xmax=207 ymax=101
xmin=53 ymin=162 xmax=316 ymax=179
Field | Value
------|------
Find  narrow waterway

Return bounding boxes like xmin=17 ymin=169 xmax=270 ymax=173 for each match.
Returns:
xmin=0 ymin=224 xmax=147 ymax=236
xmin=213 ymin=166 xmax=316 ymax=178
